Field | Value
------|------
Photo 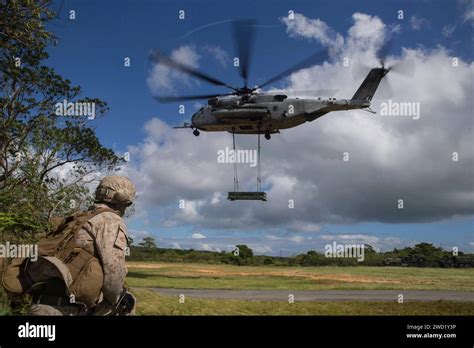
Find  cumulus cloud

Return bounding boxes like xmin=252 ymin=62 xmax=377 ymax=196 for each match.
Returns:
xmin=249 ymin=244 xmax=273 ymax=254
xmin=192 ymin=233 xmax=206 ymax=239
xmin=147 ymin=45 xmax=231 ymax=95
xmin=127 ymin=12 xmax=473 ymax=251
xmin=345 ymin=13 xmax=387 ymax=54
xmin=147 ymin=45 xmax=200 ymax=94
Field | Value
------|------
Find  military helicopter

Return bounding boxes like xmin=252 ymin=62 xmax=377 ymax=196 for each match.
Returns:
xmin=149 ymin=20 xmax=405 ymax=140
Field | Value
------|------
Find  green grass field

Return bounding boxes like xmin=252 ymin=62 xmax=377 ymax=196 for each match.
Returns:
xmin=126 ymin=262 xmax=474 ymax=315
xmin=133 ymin=288 xmax=474 ymax=315
xmin=126 ymin=262 xmax=474 ymax=291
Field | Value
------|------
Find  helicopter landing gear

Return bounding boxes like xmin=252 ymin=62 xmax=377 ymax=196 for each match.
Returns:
xmin=264 ymin=131 xmax=271 ymax=140
xmin=193 ymin=129 xmax=200 ymax=136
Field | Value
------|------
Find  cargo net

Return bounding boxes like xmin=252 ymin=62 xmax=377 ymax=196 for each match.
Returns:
xmin=227 ymin=132 xmax=267 ymax=201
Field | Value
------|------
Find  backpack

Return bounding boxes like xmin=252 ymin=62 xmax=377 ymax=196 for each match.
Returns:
xmin=2 ymin=206 xmax=117 ymax=307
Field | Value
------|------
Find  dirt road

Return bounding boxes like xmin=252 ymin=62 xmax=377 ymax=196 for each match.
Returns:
xmin=148 ymin=288 xmax=474 ymax=302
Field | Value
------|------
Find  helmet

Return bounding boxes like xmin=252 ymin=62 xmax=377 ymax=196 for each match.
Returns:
xmin=95 ymin=176 xmax=136 ymax=206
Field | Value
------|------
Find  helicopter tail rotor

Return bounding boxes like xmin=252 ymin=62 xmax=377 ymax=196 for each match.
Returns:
xmin=351 ymin=37 xmax=415 ymax=101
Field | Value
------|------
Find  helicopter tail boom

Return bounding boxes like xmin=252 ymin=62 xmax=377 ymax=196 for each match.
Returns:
xmin=351 ymin=68 xmax=389 ymax=102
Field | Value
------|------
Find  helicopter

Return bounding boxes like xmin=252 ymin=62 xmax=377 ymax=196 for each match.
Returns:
xmin=150 ymin=20 xmax=406 ymax=140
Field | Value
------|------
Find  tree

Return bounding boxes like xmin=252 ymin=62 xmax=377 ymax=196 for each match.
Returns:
xmin=138 ymin=237 xmax=157 ymax=250
xmin=408 ymin=243 xmax=445 ymax=265
xmin=0 ymin=0 xmax=121 ymax=242
xmin=235 ymin=244 xmax=253 ymax=259
xmin=364 ymin=244 xmax=376 ymax=254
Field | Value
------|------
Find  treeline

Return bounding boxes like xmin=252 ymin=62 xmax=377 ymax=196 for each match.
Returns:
xmin=0 ymin=1 xmax=122 ymax=314
xmin=128 ymin=240 xmax=474 ymax=268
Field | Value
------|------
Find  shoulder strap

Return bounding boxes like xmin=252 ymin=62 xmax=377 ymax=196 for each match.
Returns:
xmin=50 ymin=207 xmax=118 ymax=237
xmin=69 ymin=207 xmax=118 ymax=235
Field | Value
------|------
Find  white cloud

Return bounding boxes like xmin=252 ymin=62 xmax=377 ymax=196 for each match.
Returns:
xmin=203 ymin=45 xmax=229 ymax=67
xmin=288 ymin=235 xmax=305 ymax=243
xmin=177 ymin=200 xmax=206 ymax=223
xmin=200 ymin=243 xmax=211 ymax=250
xmin=382 ymin=237 xmax=404 ymax=248
xmin=249 ymin=244 xmax=272 ymax=254
xmin=210 ymin=192 xmax=221 ymax=205
xmin=147 ymin=45 xmax=200 ymax=94
xmin=281 ymin=13 xmax=344 ymax=51
xmin=346 ymin=13 xmax=386 ymax=53
xmin=147 ymin=45 xmax=230 ymax=96
xmin=192 ymin=233 xmax=206 ymax=239
xmin=170 ymin=242 xmax=181 ymax=249
xmin=264 ymin=234 xmax=304 ymax=244
xmin=266 ymin=234 xmax=281 ymax=241
xmin=199 ymin=243 xmax=221 ymax=252
xmin=288 ymin=221 xmax=322 ymax=233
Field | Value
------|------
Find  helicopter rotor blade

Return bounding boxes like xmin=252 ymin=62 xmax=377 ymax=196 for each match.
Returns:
xmin=388 ymin=58 xmax=416 ymax=78
xmin=264 ymin=89 xmax=339 ymax=97
xmin=376 ymin=78 xmax=395 ymax=100
xmin=232 ymin=19 xmax=256 ymax=88
xmin=149 ymin=50 xmax=238 ymax=92
xmin=376 ymin=37 xmax=416 ymax=78
xmin=255 ymin=48 xmax=330 ymax=90
xmin=154 ymin=92 xmax=235 ymax=103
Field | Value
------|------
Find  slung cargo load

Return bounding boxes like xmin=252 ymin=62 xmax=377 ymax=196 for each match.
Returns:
xmin=227 ymin=191 xmax=267 ymax=201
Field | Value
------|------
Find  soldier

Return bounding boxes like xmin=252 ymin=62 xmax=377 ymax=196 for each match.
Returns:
xmin=21 ymin=176 xmax=136 ymax=315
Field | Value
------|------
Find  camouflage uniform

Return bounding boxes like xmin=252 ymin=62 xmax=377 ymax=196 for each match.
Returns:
xmin=27 ymin=176 xmax=136 ymax=316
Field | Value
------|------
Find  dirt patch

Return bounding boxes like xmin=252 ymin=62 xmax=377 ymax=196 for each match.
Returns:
xmin=127 ymin=263 xmax=401 ymax=284
xmin=306 ymin=273 xmax=398 ymax=284
xmin=127 ymin=262 xmax=166 ymax=269
xmin=162 ymin=268 xmax=400 ymax=284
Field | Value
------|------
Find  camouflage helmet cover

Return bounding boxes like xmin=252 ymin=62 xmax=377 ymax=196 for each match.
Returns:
xmin=95 ymin=176 xmax=136 ymax=205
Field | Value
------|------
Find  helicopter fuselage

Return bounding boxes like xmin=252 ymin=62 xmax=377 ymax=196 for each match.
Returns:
xmin=191 ymin=94 xmax=370 ymax=135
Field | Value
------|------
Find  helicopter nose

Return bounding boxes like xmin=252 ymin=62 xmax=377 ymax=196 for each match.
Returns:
xmin=191 ymin=112 xmax=199 ymax=127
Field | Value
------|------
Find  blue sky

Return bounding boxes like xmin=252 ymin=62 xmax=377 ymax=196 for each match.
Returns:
xmin=46 ymin=0 xmax=474 ymax=255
